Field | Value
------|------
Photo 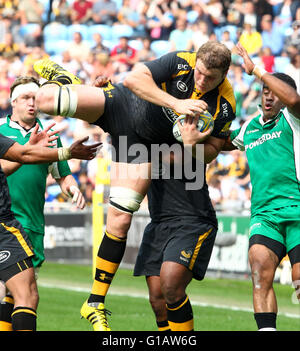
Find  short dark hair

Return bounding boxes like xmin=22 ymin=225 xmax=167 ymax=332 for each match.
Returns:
xmin=196 ymin=41 xmax=231 ymax=74
xmin=263 ymin=72 xmax=297 ymax=91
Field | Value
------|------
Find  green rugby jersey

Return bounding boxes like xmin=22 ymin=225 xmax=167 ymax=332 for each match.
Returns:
xmin=0 ymin=116 xmax=71 ymax=234
xmin=230 ymin=107 xmax=300 ymax=216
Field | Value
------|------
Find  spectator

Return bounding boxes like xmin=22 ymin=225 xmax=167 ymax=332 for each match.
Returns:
xmin=71 ymin=0 xmax=93 ymax=24
xmin=0 ymin=59 xmax=14 ymax=94
xmin=202 ymin=0 xmax=226 ymax=27
xmin=52 ymin=0 xmax=72 ymax=25
xmin=186 ymin=20 xmax=209 ymax=51
xmin=220 ymin=30 xmax=235 ymax=50
xmin=55 ymin=50 xmax=81 ymax=76
xmin=208 ymin=175 xmax=223 ymax=208
xmin=226 ymin=0 xmax=244 ymax=27
xmin=110 ymin=36 xmax=137 ymax=71
xmin=169 ymin=14 xmax=192 ymax=51
xmin=261 ymin=14 xmax=284 ymax=56
xmin=240 ymin=1 xmax=258 ymax=29
xmin=254 ymin=0 xmax=273 ymax=31
xmin=0 ymin=32 xmax=23 ymax=57
xmin=90 ymin=32 xmax=110 ymax=56
xmin=229 ymin=64 xmax=249 ymax=118
xmin=92 ymin=0 xmax=118 ymax=25
xmin=284 ymin=19 xmax=300 ymax=51
xmin=146 ymin=0 xmax=175 ymax=40
xmin=23 ymin=23 xmax=44 ymax=52
xmin=117 ymin=0 xmax=146 ymax=36
xmin=275 ymin=0 xmax=300 ymax=28
xmin=0 ymin=89 xmax=11 ymax=117
xmin=188 ymin=2 xmax=213 ymax=33
xmin=259 ymin=47 xmax=275 ymax=73
xmin=285 ymin=53 xmax=300 ymax=93
xmin=239 ymin=22 xmax=263 ymax=56
xmin=67 ymin=31 xmax=91 ymax=62
xmin=242 ymin=79 xmax=261 ymax=117
xmin=19 ymin=0 xmax=44 ymax=25
xmin=136 ymin=37 xmax=156 ymax=62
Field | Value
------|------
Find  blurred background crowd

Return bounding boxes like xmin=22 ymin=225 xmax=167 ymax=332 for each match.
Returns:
xmin=0 ymin=0 xmax=299 ymax=213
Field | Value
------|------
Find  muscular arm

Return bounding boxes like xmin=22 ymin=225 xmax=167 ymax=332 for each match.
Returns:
xmin=3 ymin=142 xmax=63 ymax=164
xmin=123 ymin=63 xmax=208 ymax=116
xmin=0 ymin=159 xmax=22 ymax=176
xmin=123 ymin=63 xmax=178 ymax=109
xmin=236 ymin=42 xmax=300 ymax=119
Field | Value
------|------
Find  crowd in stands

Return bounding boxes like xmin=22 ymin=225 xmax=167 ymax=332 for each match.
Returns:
xmin=0 ymin=0 xmax=299 ymax=213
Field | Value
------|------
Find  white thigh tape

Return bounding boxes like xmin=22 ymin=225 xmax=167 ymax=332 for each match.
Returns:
xmin=109 ymin=186 xmax=144 ymax=214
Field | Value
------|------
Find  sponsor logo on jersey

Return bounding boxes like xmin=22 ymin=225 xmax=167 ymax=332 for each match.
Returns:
xmin=0 ymin=250 xmax=10 ymax=263
xmin=180 ymin=250 xmax=192 ymax=263
xmin=177 ymin=64 xmax=189 ymax=70
xmin=245 ymin=131 xmax=282 ymax=151
xmin=177 ymin=80 xmax=188 ymax=93
xmin=246 ymin=129 xmax=259 ymax=134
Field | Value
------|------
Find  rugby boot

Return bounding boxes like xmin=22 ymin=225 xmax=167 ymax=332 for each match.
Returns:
xmin=80 ymin=300 xmax=111 ymax=331
xmin=33 ymin=59 xmax=81 ymax=85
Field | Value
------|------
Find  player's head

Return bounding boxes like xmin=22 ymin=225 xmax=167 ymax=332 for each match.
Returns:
xmin=195 ymin=41 xmax=231 ymax=93
xmin=262 ymin=72 xmax=297 ymax=119
xmin=10 ymin=76 xmax=40 ymax=121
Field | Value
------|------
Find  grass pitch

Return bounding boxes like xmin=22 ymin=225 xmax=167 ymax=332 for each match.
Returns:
xmin=36 ymin=262 xmax=300 ymax=331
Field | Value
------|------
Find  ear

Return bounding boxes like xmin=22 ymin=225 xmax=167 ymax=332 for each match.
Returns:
xmin=11 ymin=99 xmax=16 ymax=108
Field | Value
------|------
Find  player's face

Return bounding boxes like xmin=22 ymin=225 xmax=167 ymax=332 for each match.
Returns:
xmin=261 ymin=86 xmax=284 ymax=120
xmin=13 ymin=92 xmax=37 ymax=122
xmin=194 ymin=59 xmax=226 ymax=93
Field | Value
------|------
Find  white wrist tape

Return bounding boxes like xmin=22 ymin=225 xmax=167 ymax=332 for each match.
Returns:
xmin=252 ymin=65 xmax=267 ymax=79
xmin=57 ymin=147 xmax=71 ymax=161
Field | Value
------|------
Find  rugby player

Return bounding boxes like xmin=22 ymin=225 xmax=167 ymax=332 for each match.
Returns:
xmin=33 ymin=41 xmax=236 ymax=331
xmin=196 ymin=43 xmax=299 ymax=331
xmin=0 ymin=130 xmax=101 ymax=330
xmin=0 ymin=76 xmax=86 ymax=331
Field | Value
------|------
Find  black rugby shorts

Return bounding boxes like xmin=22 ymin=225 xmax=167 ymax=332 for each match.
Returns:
xmin=0 ymin=218 xmax=34 ymax=281
xmin=134 ymin=218 xmax=217 ymax=280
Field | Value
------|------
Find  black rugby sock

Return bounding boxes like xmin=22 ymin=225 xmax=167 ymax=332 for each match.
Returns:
xmin=167 ymin=295 xmax=194 ymax=331
xmin=88 ymin=231 xmax=127 ymax=304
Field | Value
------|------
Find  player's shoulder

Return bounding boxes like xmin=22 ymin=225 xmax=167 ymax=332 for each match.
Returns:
xmin=218 ymin=78 xmax=236 ymax=109
xmin=175 ymin=51 xmax=197 ymax=69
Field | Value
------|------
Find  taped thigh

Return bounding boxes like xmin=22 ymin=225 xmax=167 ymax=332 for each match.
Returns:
xmin=109 ymin=186 xmax=144 ymax=214
xmin=53 ymin=85 xmax=78 ymax=117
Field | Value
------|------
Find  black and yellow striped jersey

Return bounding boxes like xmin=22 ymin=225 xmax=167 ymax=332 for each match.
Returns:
xmin=144 ymin=50 xmax=236 ymax=140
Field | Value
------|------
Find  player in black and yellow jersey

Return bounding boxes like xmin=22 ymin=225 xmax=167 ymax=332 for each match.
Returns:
xmin=33 ymin=41 xmax=236 ymax=331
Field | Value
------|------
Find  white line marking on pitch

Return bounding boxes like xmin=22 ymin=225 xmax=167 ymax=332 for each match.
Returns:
xmin=38 ymin=282 xmax=300 ymax=320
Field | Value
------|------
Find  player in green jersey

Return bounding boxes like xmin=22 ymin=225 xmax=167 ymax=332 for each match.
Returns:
xmin=226 ymin=44 xmax=299 ymax=330
xmin=179 ymin=43 xmax=300 ymax=330
xmin=0 ymin=76 xmax=87 ymax=331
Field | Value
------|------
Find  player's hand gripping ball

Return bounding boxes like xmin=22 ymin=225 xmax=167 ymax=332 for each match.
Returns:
xmin=172 ymin=111 xmax=214 ymax=142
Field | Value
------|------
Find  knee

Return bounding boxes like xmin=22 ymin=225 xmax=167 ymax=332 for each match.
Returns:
xmin=161 ymin=279 xmax=185 ymax=305
xmin=107 ymin=209 xmax=132 ymax=236
xmin=149 ymin=293 xmax=166 ymax=319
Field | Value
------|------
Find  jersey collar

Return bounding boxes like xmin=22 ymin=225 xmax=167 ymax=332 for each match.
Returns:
xmin=7 ymin=115 xmax=43 ymax=137
xmin=257 ymin=105 xmax=284 ymax=126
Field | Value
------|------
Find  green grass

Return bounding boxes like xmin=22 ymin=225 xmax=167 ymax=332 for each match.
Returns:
xmin=36 ymin=262 xmax=300 ymax=331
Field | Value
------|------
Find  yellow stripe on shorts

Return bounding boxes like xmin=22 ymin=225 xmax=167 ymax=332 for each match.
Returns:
xmin=189 ymin=228 xmax=213 ymax=270
xmin=1 ymin=223 xmax=33 ymax=257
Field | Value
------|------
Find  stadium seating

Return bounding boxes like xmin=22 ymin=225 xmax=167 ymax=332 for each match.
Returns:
xmin=66 ymin=24 xmax=89 ymax=41
xmin=19 ymin=23 xmax=40 ymax=37
xmin=44 ymin=40 xmax=69 ymax=56
xmin=87 ymin=24 xmax=112 ymax=41
xmin=43 ymin=22 xmax=68 ymax=41
xmin=111 ymin=24 xmax=134 ymax=40
xmin=274 ymin=56 xmax=290 ymax=72
xmin=150 ymin=40 xmax=172 ymax=58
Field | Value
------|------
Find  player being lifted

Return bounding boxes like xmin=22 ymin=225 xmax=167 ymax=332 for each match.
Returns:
xmin=33 ymin=41 xmax=236 ymax=330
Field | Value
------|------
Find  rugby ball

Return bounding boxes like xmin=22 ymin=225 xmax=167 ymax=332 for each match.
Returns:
xmin=172 ymin=111 xmax=214 ymax=142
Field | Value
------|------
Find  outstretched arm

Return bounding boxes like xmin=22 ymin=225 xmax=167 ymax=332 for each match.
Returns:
xmin=3 ymin=136 xmax=101 ymax=164
xmin=236 ymin=43 xmax=300 ymax=119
